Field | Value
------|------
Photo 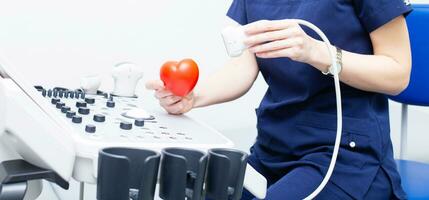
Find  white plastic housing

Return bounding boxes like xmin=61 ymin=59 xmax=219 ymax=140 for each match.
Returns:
xmin=112 ymin=62 xmax=143 ymax=97
xmin=0 ymin=59 xmax=76 ymax=181
xmin=221 ymin=26 xmax=248 ymax=57
xmin=0 ymin=79 xmax=5 ymax=134
xmin=80 ymin=75 xmax=101 ymax=95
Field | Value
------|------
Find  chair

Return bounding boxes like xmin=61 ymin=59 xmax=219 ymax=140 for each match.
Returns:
xmin=388 ymin=4 xmax=429 ymax=199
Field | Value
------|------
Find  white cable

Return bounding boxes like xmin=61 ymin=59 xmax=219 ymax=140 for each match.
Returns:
xmin=292 ymin=19 xmax=343 ymax=200
xmin=222 ymin=19 xmax=342 ymax=199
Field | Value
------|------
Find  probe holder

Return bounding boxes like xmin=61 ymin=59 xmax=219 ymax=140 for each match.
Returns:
xmin=0 ymin=159 xmax=69 ymax=200
xmin=159 ymin=148 xmax=207 ymax=200
xmin=97 ymin=148 xmax=160 ymax=200
xmin=205 ymin=149 xmax=248 ymax=200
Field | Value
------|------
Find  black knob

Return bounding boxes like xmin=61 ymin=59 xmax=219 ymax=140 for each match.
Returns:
xmin=69 ymin=92 xmax=75 ymax=99
xmin=64 ymin=92 xmax=69 ymax=98
xmin=56 ymin=102 xmax=65 ymax=109
xmin=61 ymin=106 xmax=71 ymax=113
xmin=66 ymin=111 xmax=76 ymax=118
xmin=106 ymin=101 xmax=115 ymax=108
xmin=85 ymin=125 xmax=96 ymax=133
xmin=134 ymin=119 xmax=145 ymax=127
xmin=85 ymin=97 xmax=95 ymax=104
xmin=51 ymin=98 xmax=60 ymax=104
xmin=47 ymin=89 xmax=53 ymax=97
xmin=34 ymin=85 xmax=44 ymax=91
xmin=74 ymin=91 xmax=80 ymax=99
xmin=93 ymin=114 xmax=106 ymax=122
xmin=120 ymin=122 xmax=132 ymax=130
xmin=53 ymin=90 xmax=58 ymax=97
xmin=41 ymin=89 xmax=47 ymax=97
xmin=78 ymin=107 xmax=90 ymax=115
xmin=72 ymin=116 xmax=82 ymax=124
xmin=81 ymin=93 xmax=86 ymax=99
xmin=58 ymin=91 xmax=64 ymax=98
xmin=76 ymin=101 xmax=87 ymax=108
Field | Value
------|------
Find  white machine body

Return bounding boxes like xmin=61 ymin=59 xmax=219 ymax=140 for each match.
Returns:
xmin=0 ymin=79 xmax=5 ymax=134
xmin=0 ymin=70 xmax=76 ymax=181
xmin=0 ymin=53 xmax=268 ymax=199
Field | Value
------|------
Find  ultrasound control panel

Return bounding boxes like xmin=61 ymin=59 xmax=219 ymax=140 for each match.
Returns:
xmin=35 ymin=86 xmax=231 ymax=147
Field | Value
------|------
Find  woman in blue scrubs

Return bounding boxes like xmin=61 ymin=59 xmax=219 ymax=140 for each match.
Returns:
xmin=147 ymin=0 xmax=412 ymax=199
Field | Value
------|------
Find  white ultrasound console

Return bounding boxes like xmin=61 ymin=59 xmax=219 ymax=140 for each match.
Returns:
xmin=0 ymin=55 xmax=267 ymax=199
xmin=36 ymin=86 xmax=235 ymax=183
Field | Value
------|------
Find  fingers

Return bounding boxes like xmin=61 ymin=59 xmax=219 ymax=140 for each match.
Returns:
xmin=159 ymin=95 xmax=182 ymax=107
xmin=244 ymin=27 xmax=301 ymax=47
xmin=164 ymin=101 xmax=185 ymax=115
xmin=145 ymin=80 xmax=165 ymax=91
xmin=248 ymin=37 xmax=304 ymax=54
xmin=155 ymin=89 xmax=174 ymax=99
xmin=244 ymin=19 xmax=294 ymax=35
xmin=255 ymin=47 xmax=302 ymax=59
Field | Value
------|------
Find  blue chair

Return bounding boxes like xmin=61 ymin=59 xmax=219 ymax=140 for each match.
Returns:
xmin=389 ymin=4 xmax=429 ymax=199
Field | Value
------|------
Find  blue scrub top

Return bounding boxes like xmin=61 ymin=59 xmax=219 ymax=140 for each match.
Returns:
xmin=227 ymin=0 xmax=412 ymax=199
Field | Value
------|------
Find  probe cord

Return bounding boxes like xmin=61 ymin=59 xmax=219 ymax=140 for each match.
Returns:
xmin=292 ymin=19 xmax=343 ymax=200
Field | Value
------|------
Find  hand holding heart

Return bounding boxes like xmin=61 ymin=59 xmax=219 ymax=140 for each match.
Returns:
xmin=160 ymin=59 xmax=199 ymax=97
xmin=145 ymin=59 xmax=199 ymax=115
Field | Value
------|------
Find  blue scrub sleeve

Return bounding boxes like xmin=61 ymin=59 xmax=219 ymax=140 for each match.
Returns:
xmin=226 ymin=0 xmax=248 ymax=25
xmin=353 ymin=0 xmax=412 ymax=33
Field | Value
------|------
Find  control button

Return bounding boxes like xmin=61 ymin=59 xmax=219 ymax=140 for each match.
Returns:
xmin=81 ymin=93 xmax=86 ymax=99
xmin=93 ymin=114 xmax=106 ymax=122
xmin=64 ymin=92 xmax=69 ymax=98
xmin=56 ymin=102 xmax=65 ymax=109
xmin=61 ymin=106 xmax=71 ymax=113
xmin=85 ymin=97 xmax=95 ymax=104
xmin=85 ymin=125 xmax=96 ymax=133
xmin=76 ymin=101 xmax=87 ymax=108
xmin=120 ymin=122 xmax=132 ymax=130
xmin=122 ymin=109 xmax=154 ymax=120
xmin=53 ymin=90 xmax=58 ymax=97
xmin=78 ymin=107 xmax=90 ymax=115
xmin=47 ymin=89 xmax=53 ymax=97
xmin=41 ymin=89 xmax=47 ymax=97
xmin=349 ymin=141 xmax=356 ymax=148
xmin=134 ymin=119 xmax=145 ymax=127
xmin=106 ymin=101 xmax=115 ymax=108
xmin=34 ymin=85 xmax=44 ymax=91
xmin=58 ymin=91 xmax=64 ymax=98
xmin=72 ymin=116 xmax=82 ymax=124
xmin=66 ymin=111 xmax=76 ymax=118
xmin=69 ymin=92 xmax=75 ymax=99
xmin=51 ymin=98 xmax=60 ymax=104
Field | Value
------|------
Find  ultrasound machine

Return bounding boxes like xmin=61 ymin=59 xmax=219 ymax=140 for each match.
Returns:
xmin=0 ymin=55 xmax=267 ymax=200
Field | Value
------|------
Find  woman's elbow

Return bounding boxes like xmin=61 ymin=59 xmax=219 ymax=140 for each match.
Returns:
xmin=387 ymin=64 xmax=411 ymax=96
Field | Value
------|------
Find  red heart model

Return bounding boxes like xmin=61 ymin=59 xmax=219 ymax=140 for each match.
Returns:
xmin=160 ymin=58 xmax=199 ymax=97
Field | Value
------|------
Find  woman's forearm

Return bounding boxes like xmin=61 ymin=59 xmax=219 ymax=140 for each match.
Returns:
xmin=309 ymin=17 xmax=411 ymax=96
xmin=193 ymin=50 xmax=259 ymax=108
xmin=311 ymin=41 xmax=411 ymax=95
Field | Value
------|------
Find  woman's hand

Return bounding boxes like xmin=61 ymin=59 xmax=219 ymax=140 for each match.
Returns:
xmin=145 ymin=80 xmax=195 ymax=115
xmin=243 ymin=19 xmax=330 ymax=72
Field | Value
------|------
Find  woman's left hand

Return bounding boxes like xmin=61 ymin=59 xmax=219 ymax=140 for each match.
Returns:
xmin=243 ymin=19 xmax=329 ymax=71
